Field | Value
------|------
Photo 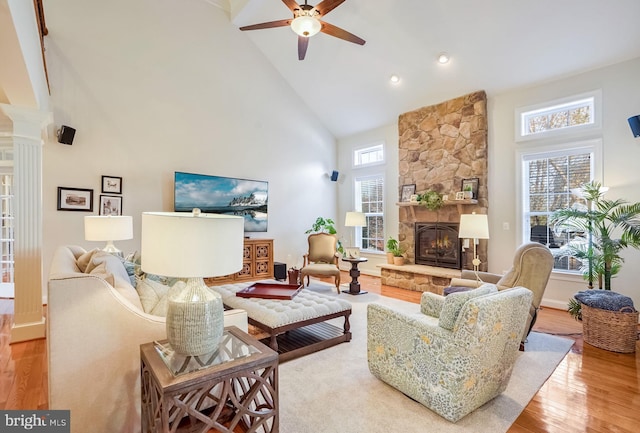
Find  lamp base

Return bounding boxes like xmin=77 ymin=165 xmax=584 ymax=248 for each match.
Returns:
xmin=102 ymin=240 xmax=123 ymax=258
xmin=165 ymin=277 xmax=224 ymax=356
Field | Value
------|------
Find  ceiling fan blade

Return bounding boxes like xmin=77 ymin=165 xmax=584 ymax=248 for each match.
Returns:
xmin=240 ymin=19 xmax=292 ymax=31
xmin=313 ymin=0 xmax=345 ymax=17
xmin=320 ymin=21 xmax=365 ymax=45
xmin=298 ymin=36 xmax=309 ymax=60
xmin=281 ymin=0 xmax=300 ymax=13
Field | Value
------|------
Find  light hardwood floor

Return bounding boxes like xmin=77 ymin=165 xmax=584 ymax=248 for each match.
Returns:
xmin=1 ymin=273 xmax=639 ymax=432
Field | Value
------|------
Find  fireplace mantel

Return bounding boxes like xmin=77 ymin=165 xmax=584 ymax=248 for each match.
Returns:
xmin=397 ymin=200 xmax=478 ymax=221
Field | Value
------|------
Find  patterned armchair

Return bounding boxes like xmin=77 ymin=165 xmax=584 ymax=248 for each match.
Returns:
xmin=367 ymin=285 xmax=533 ymax=422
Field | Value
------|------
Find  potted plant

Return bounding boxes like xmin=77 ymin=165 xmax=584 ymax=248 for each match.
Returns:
xmin=386 ymin=237 xmax=404 ymax=265
xmin=386 ymin=237 xmax=398 ymax=264
xmin=417 ymin=190 xmax=444 ymax=211
xmin=551 ymin=181 xmax=640 ymax=318
xmin=305 ymin=217 xmax=344 ymax=255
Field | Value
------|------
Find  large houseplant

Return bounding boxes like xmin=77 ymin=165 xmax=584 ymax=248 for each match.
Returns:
xmin=551 ymin=181 xmax=640 ymax=318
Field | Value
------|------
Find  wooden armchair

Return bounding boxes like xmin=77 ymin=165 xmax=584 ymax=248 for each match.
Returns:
xmin=300 ymin=233 xmax=341 ymax=293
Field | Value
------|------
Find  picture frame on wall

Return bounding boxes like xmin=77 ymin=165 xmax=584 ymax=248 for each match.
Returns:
xmin=102 ymin=175 xmax=122 ymax=194
xmin=400 ymin=184 xmax=416 ymax=202
xmin=461 ymin=177 xmax=479 ymax=199
xmin=57 ymin=187 xmax=93 ymax=212
xmin=100 ymin=195 xmax=122 ymax=216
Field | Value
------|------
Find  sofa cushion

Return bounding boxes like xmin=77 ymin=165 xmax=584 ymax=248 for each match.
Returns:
xmin=136 ymin=277 xmax=185 ymax=316
xmin=439 ymin=283 xmax=497 ymax=330
xmin=82 ymin=251 xmax=144 ymax=310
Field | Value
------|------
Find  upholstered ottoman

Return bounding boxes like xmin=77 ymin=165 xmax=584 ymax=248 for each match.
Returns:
xmin=210 ymin=282 xmax=352 ymax=361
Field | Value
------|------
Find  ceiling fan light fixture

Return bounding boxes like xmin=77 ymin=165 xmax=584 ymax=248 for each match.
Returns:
xmin=291 ymin=15 xmax=321 ymax=37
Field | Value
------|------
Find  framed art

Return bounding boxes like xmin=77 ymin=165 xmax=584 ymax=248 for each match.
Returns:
xmin=345 ymin=247 xmax=360 ymax=259
xmin=461 ymin=177 xmax=479 ymax=199
xmin=100 ymin=195 xmax=122 ymax=216
xmin=102 ymin=176 xmax=122 ymax=194
xmin=455 ymin=191 xmax=465 ymax=200
xmin=57 ymin=187 xmax=93 ymax=211
xmin=400 ymin=184 xmax=416 ymax=202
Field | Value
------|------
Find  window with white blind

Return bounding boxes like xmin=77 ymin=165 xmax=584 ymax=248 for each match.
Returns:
xmin=521 ymin=143 xmax=598 ymax=272
xmin=355 ymin=175 xmax=384 ymax=252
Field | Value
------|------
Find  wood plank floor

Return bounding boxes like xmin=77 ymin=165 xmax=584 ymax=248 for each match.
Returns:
xmin=1 ymin=273 xmax=639 ymax=432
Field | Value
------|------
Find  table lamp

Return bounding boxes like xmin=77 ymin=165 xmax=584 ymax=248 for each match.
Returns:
xmin=141 ymin=210 xmax=244 ymax=356
xmin=84 ymin=215 xmax=134 ymax=257
xmin=458 ymin=212 xmax=490 ymax=285
xmin=345 ymin=211 xmax=366 ymax=258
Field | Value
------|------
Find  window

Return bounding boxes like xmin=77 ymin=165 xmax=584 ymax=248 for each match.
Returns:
xmin=355 ymin=175 xmax=384 ymax=252
xmin=521 ymin=143 xmax=598 ymax=272
xmin=515 ymin=91 xmax=600 ymax=142
xmin=354 ymin=143 xmax=384 ymax=167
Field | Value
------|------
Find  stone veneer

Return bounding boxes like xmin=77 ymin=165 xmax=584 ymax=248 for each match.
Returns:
xmin=381 ymin=90 xmax=489 ymax=294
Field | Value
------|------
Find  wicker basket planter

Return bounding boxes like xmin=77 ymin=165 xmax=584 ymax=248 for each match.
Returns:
xmin=581 ymin=303 xmax=639 ymax=353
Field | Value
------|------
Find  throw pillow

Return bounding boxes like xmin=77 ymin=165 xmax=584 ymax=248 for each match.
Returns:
xmin=88 ymin=262 xmax=115 ymax=287
xmin=136 ymin=278 xmax=186 ymax=316
xmin=76 ymin=248 xmax=101 ymax=273
xmin=439 ymin=283 xmax=497 ymax=330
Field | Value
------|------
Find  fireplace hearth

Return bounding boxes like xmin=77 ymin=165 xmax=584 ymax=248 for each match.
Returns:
xmin=415 ymin=223 xmax=461 ymax=269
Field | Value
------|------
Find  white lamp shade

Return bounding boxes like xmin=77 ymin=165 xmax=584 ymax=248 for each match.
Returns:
xmin=345 ymin=211 xmax=366 ymax=227
xmin=291 ymin=15 xmax=321 ymax=37
xmin=458 ymin=213 xmax=490 ymax=239
xmin=141 ymin=212 xmax=244 ymax=278
xmin=84 ymin=216 xmax=133 ymax=241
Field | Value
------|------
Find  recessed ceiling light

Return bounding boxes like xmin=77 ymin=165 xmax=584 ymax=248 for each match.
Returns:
xmin=390 ymin=74 xmax=401 ymax=84
xmin=437 ymin=52 xmax=450 ymax=64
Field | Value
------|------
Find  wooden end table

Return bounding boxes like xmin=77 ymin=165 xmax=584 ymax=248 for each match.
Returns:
xmin=341 ymin=257 xmax=368 ymax=295
xmin=140 ymin=326 xmax=279 ymax=433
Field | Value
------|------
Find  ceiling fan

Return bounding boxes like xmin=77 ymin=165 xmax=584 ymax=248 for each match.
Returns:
xmin=239 ymin=0 xmax=365 ymax=60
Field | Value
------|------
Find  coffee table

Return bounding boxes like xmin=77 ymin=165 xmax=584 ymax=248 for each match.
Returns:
xmin=210 ymin=282 xmax=352 ymax=362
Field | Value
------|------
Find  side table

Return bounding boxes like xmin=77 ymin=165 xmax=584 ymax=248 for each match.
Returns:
xmin=341 ymin=257 xmax=368 ymax=295
xmin=140 ymin=326 xmax=279 ymax=433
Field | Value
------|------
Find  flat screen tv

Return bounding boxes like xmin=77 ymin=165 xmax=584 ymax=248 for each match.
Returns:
xmin=174 ymin=171 xmax=268 ymax=232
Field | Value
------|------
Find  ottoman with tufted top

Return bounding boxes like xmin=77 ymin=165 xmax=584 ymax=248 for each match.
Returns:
xmin=210 ymin=282 xmax=352 ymax=362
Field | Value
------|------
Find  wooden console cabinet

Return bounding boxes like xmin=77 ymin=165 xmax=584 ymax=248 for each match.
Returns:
xmin=206 ymin=239 xmax=274 ymax=285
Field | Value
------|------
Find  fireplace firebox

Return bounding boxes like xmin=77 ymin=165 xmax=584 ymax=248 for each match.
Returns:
xmin=414 ymin=223 xmax=461 ymax=269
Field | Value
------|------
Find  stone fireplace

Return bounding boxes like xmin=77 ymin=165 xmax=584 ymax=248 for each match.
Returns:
xmin=380 ymin=90 xmax=489 ymax=294
xmin=414 ymin=223 xmax=461 ymax=269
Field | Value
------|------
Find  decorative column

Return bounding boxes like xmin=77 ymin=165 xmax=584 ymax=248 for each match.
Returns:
xmin=0 ymin=104 xmax=52 ymax=343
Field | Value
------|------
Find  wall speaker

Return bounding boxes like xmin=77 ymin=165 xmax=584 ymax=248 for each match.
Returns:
xmin=57 ymin=125 xmax=76 ymax=145
xmin=330 ymin=170 xmax=339 ymax=182
xmin=628 ymin=115 xmax=640 ymax=138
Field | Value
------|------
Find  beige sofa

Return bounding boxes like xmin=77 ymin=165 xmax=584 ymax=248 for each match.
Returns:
xmin=47 ymin=245 xmax=248 ymax=433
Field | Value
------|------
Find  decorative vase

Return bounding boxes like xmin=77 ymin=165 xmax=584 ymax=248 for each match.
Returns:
xmin=288 ymin=269 xmax=300 ymax=285
xmin=386 ymin=252 xmax=394 ymax=264
xmin=165 ymin=278 xmax=224 ymax=356
xmin=393 ymin=256 xmax=404 ymax=266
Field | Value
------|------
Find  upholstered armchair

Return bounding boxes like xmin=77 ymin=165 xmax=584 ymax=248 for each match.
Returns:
xmin=448 ymin=242 xmax=554 ymax=344
xmin=367 ymin=285 xmax=533 ymax=422
xmin=300 ymin=233 xmax=341 ymax=293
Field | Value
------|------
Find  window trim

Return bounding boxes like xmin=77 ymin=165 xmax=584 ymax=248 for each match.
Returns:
xmin=514 ymin=90 xmax=602 ymax=143
xmin=352 ymin=142 xmax=385 ymax=169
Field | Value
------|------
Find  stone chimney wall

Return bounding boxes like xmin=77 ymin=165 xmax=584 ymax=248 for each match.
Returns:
xmin=398 ymin=90 xmax=488 ymax=270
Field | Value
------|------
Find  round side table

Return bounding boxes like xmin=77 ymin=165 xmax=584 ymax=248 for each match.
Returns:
xmin=341 ymin=257 xmax=368 ymax=295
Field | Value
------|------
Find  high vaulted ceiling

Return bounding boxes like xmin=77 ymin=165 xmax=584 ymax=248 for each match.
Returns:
xmin=228 ymin=0 xmax=640 ymax=138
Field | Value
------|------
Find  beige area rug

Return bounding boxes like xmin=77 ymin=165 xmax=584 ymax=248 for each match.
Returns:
xmin=278 ymin=282 xmax=573 ymax=433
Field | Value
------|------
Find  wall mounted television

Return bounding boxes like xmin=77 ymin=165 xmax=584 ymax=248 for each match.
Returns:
xmin=174 ymin=171 xmax=268 ymax=232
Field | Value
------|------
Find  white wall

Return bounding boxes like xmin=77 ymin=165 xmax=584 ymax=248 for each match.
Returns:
xmin=337 ymin=123 xmax=398 ymax=276
xmin=339 ymin=57 xmax=640 ymax=311
xmin=42 ymin=0 xmax=338 ymax=278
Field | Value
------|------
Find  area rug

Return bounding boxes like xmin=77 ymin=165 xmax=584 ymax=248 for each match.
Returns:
xmin=277 ymin=283 xmax=573 ymax=433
